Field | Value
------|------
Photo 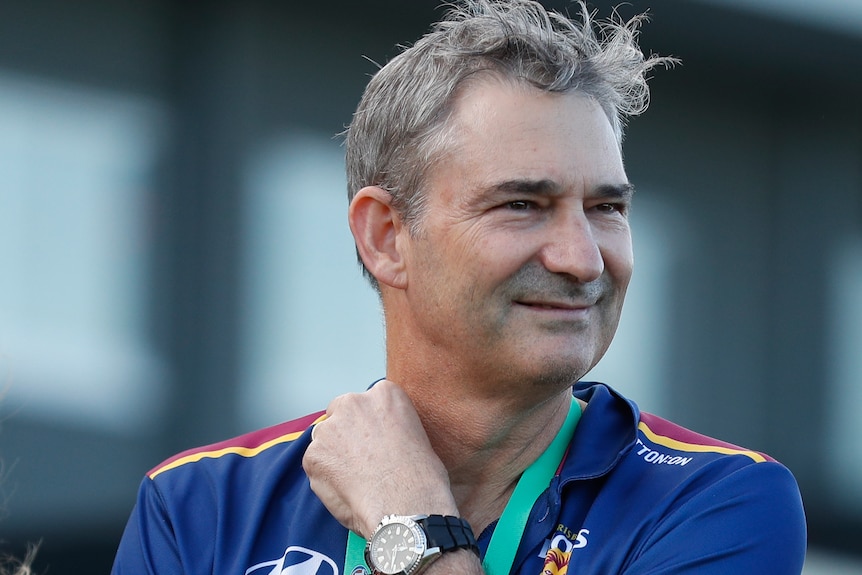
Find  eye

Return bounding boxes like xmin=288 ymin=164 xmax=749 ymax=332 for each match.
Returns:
xmin=595 ymin=202 xmax=627 ymax=214
xmin=506 ymin=200 xmax=536 ymax=210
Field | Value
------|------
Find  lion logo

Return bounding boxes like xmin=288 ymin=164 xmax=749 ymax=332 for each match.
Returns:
xmin=542 ymin=546 xmax=571 ymax=575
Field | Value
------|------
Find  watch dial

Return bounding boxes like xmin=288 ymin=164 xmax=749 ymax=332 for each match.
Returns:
xmin=370 ymin=522 xmax=423 ymax=575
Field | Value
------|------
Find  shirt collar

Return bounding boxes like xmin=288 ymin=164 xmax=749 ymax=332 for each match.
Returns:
xmin=561 ymin=381 xmax=640 ymax=482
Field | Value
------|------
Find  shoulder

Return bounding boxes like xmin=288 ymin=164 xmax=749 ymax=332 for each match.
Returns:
xmin=135 ymin=410 xmax=327 ymax=539
xmin=116 ymin=410 xmax=334 ymax=573
xmin=147 ymin=410 xmax=326 ymax=481
xmin=636 ymin=411 xmax=773 ymax=465
xmin=566 ymin=384 xmax=805 ymax=572
xmin=634 ymin=411 xmax=804 ymax=515
xmin=632 ymin=413 xmax=805 ymax=556
xmin=626 ymin=415 xmax=806 ymax=572
xmin=628 ymin=410 xmax=800 ymax=503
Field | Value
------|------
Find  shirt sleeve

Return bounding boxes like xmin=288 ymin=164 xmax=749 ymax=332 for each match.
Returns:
xmin=622 ymin=461 xmax=807 ymax=574
xmin=111 ymin=477 xmax=185 ymax=575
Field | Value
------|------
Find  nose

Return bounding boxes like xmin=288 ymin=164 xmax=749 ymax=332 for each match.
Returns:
xmin=538 ymin=210 xmax=604 ymax=283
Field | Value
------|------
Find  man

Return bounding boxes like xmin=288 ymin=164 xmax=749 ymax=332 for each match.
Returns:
xmin=112 ymin=1 xmax=807 ymax=574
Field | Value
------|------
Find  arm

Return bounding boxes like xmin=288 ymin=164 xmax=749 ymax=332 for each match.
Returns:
xmin=622 ymin=462 xmax=807 ymax=575
xmin=302 ymin=379 xmax=485 ymax=575
xmin=111 ymin=479 xmax=185 ymax=575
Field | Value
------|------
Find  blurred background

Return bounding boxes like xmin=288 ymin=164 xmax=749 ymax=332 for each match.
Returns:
xmin=0 ymin=0 xmax=860 ymax=573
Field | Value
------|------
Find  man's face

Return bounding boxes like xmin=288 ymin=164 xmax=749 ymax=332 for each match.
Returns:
xmin=397 ymin=79 xmax=633 ymax=393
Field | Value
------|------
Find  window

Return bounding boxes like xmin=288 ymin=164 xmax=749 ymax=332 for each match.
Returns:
xmin=826 ymin=233 xmax=862 ymax=510
xmin=586 ymin=194 xmax=682 ymax=416
xmin=0 ymin=72 xmax=167 ymax=434
xmin=240 ymin=134 xmax=385 ymax=429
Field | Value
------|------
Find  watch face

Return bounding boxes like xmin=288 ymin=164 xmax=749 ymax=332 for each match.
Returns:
xmin=369 ymin=520 xmax=426 ymax=575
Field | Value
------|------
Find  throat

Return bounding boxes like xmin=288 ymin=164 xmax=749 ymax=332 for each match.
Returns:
xmin=452 ymin=475 xmax=520 ymax=536
xmin=449 ymin=395 xmax=583 ymax=538
xmin=407 ymin=384 xmax=580 ymax=535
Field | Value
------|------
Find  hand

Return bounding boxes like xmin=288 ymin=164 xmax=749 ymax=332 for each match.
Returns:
xmin=302 ymin=379 xmax=459 ymax=537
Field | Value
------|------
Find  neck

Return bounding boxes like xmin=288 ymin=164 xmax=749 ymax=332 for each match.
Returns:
xmin=380 ymin=292 xmax=579 ymax=532
xmin=388 ymin=362 xmax=573 ymax=534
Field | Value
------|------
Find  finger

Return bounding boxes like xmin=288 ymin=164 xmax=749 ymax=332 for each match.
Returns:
xmin=310 ymin=416 xmax=328 ymax=442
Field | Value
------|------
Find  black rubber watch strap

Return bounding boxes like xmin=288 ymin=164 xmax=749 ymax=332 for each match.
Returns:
xmin=419 ymin=515 xmax=479 ymax=555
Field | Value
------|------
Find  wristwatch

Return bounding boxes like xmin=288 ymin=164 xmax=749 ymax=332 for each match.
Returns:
xmin=365 ymin=514 xmax=479 ymax=575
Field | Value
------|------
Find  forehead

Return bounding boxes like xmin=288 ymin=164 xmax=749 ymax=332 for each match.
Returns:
xmin=426 ymin=78 xmax=626 ymax=197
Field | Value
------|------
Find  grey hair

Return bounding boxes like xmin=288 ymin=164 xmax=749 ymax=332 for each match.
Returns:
xmin=345 ymin=0 xmax=674 ymax=289
xmin=0 ymin=544 xmax=37 ymax=575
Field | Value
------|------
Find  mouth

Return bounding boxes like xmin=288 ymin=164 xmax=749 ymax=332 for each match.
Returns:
xmin=514 ymin=299 xmax=596 ymax=312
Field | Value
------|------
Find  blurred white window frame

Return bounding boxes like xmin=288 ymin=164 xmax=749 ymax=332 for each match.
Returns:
xmin=827 ymin=233 xmax=862 ymax=511
xmin=0 ymin=71 xmax=167 ymax=434
xmin=240 ymin=134 xmax=385 ymax=429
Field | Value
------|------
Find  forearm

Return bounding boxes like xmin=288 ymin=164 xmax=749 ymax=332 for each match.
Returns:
xmin=426 ymin=549 xmax=485 ymax=575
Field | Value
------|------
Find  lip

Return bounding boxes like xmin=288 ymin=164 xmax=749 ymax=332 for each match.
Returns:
xmin=514 ymin=299 xmax=596 ymax=311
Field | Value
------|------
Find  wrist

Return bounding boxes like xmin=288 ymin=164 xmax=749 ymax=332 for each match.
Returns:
xmin=365 ymin=515 xmax=479 ymax=575
xmin=360 ymin=496 xmax=459 ymax=538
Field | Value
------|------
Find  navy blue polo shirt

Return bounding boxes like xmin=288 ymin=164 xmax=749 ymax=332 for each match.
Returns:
xmin=112 ymin=382 xmax=806 ymax=575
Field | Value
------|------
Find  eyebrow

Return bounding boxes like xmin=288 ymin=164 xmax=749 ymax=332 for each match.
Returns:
xmin=491 ymin=178 xmax=562 ymax=196
xmin=594 ymin=182 xmax=636 ymax=201
xmin=489 ymin=178 xmax=636 ymax=200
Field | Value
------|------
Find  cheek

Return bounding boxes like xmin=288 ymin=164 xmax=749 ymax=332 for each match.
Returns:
xmin=438 ymin=230 xmax=514 ymax=285
xmin=600 ymin=228 xmax=633 ymax=288
xmin=472 ymin=228 xmax=541 ymax=270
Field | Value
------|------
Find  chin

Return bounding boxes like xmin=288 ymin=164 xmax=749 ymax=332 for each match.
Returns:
xmin=479 ymin=333 xmax=607 ymax=388
xmin=516 ymin=356 xmax=594 ymax=389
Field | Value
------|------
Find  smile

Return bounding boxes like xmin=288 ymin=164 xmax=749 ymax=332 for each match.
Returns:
xmin=515 ymin=300 xmax=596 ymax=313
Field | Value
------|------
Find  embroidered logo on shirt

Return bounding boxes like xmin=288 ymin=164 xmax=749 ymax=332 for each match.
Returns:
xmin=245 ymin=546 xmax=339 ymax=575
xmin=542 ymin=546 xmax=571 ymax=575
xmin=540 ymin=525 xmax=590 ymax=575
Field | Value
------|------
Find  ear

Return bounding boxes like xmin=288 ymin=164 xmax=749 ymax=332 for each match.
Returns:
xmin=348 ymin=186 xmax=408 ymax=290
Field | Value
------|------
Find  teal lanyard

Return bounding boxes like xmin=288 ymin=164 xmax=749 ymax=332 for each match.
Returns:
xmin=343 ymin=396 xmax=582 ymax=575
